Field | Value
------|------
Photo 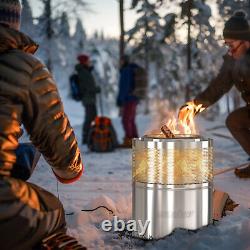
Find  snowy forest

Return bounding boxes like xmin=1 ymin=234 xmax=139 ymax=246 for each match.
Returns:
xmin=9 ymin=0 xmax=250 ymax=249
xmin=21 ymin=0 xmax=250 ymax=119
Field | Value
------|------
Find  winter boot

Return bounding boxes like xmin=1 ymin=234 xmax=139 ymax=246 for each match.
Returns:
xmin=38 ymin=232 xmax=87 ymax=250
xmin=118 ymin=137 xmax=132 ymax=148
xmin=234 ymin=164 xmax=250 ymax=178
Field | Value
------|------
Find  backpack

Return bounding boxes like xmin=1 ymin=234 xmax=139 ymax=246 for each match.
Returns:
xmin=87 ymin=116 xmax=118 ymax=152
xmin=133 ymin=66 xmax=148 ymax=99
xmin=69 ymin=73 xmax=81 ymax=101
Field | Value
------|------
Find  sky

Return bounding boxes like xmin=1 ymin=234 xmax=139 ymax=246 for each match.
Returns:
xmin=29 ymin=0 xmax=138 ymax=38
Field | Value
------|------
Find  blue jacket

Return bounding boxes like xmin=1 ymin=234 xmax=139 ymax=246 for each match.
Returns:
xmin=117 ymin=63 xmax=138 ymax=107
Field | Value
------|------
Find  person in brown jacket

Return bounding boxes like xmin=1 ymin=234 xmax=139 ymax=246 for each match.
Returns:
xmin=179 ymin=11 xmax=250 ymax=178
xmin=0 ymin=1 xmax=84 ymax=249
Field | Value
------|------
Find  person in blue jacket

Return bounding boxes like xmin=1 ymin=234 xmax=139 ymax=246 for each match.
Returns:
xmin=117 ymin=55 xmax=139 ymax=147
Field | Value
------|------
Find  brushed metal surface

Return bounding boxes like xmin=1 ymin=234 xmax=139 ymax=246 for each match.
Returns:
xmin=132 ymin=136 xmax=213 ymax=185
xmin=132 ymin=181 xmax=213 ymax=239
xmin=132 ymin=135 xmax=213 ymax=150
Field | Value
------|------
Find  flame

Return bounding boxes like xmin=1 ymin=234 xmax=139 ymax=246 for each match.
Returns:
xmin=163 ymin=101 xmax=205 ymax=136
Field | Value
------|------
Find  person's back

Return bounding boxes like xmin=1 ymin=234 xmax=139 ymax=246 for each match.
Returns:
xmin=0 ymin=2 xmax=83 ymax=249
xmin=118 ymin=62 xmax=138 ymax=106
xmin=75 ymin=61 xmax=99 ymax=105
xmin=0 ymin=25 xmax=82 ymax=181
xmin=75 ymin=54 xmax=100 ymax=144
xmin=117 ymin=55 xmax=139 ymax=147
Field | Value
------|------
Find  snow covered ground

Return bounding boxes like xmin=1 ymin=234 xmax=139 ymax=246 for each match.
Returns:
xmin=28 ymin=97 xmax=250 ymax=250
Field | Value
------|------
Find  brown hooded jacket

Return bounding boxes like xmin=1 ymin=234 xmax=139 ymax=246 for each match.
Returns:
xmin=0 ymin=24 xmax=82 ymax=181
xmin=195 ymin=51 xmax=250 ymax=108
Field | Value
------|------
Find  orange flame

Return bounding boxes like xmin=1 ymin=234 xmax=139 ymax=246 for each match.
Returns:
xmin=164 ymin=101 xmax=205 ymax=136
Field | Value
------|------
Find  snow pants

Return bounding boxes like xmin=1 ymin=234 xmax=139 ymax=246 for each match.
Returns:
xmin=0 ymin=143 xmax=66 ymax=250
xmin=226 ymin=106 xmax=250 ymax=155
xmin=82 ymin=104 xmax=97 ymax=144
xmin=122 ymin=100 xmax=138 ymax=139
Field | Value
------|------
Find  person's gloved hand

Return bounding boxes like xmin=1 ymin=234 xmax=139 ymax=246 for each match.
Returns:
xmin=178 ymin=101 xmax=205 ymax=125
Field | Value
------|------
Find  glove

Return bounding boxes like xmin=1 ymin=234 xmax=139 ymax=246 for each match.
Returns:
xmin=178 ymin=101 xmax=205 ymax=125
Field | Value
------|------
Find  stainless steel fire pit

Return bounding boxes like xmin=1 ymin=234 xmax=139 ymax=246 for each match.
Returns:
xmin=132 ymin=134 xmax=213 ymax=239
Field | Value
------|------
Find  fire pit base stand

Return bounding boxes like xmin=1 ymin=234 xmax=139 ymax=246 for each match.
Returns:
xmin=132 ymin=181 xmax=213 ymax=240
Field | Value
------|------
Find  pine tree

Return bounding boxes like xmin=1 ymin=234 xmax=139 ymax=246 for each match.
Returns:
xmin=37 ymin=0 xmax=88 ymax=71
xmin=20 ymin=0 xmax=35 ymax=37
xmin=73 ymin=18 xmax=86 ymax=52
xmin=217 ymin=0 xmax=249 ymax=18
xmin=128 ymin=0 xmax=176 ymax=111
xmin=128 ymin=0 xmax=177 ymax=69
xmin=100 ymin=30 xmax=105 ymax=41
xmin=128 ymin=1 xmax=166 ymax=65
xmin=37 ymin=0 xmax=54 ymax=71
xmin=59 ymin=12 xmax=70 ymax=38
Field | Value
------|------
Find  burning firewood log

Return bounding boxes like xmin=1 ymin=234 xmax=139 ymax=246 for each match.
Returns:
xmin=161 ymin=124 xmax=175 ymax=138
xmin=213 ymin=189 xmax=239 ymax=220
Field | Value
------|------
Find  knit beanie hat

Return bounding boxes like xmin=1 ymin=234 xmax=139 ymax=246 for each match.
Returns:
xmin=0 ymin=0 xmax=21 ymax=31
xmin=223 ymin=10 xmax=250 ymax=41
xmin=77 ymin=54 xmax=90 ymax=65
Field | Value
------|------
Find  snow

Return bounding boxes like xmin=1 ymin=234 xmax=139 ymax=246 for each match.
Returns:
xmin=26 ymin=94 xmax=250 ymax=250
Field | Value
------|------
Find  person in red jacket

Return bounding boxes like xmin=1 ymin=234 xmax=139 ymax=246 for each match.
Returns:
xmin=0 ymin=1 xmax=84 ymax=249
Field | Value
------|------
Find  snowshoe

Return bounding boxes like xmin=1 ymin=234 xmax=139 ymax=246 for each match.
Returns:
xmin=234 ymin=164 xmax=250 ymax=178
xmin=38 ymin=231 xmax=87 ymax=250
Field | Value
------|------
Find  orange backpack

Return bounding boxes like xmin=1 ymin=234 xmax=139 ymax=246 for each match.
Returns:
xmin=87 ymin=116 xmax=118 ymax=152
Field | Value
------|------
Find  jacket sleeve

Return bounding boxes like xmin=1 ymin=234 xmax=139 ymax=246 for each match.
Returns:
xmin=194 ymin=55 xmax=234 ymax=108
xmin=25 ymin=61 xmax=83 ymax=183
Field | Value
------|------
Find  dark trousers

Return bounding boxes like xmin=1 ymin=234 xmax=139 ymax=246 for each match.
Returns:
xmin=226 ymin=106 xmax=250 ymax=155
xmin=83 ymin=104 xmax=97 ymax=144
xmin=122 ymin=100 xmax=138 ymax=139
xmin=11 ymin=143 xmax=38 ymax=181
xmin=0 ymin=143 xmax=66 ymax=250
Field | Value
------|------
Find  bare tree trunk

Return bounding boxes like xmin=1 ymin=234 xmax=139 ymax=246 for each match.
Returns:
xmin=187 ymin=0 xmax=192 ymax=71
xmin=119 ymin=0 xmax=125 ymax=66
xmin=144 ymin=15 xmax=150 ymax=114
xmin=45 ymin=0 xmax=53 ymax=71
xmin=186 ymin=0 xmax=193 ymax=101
